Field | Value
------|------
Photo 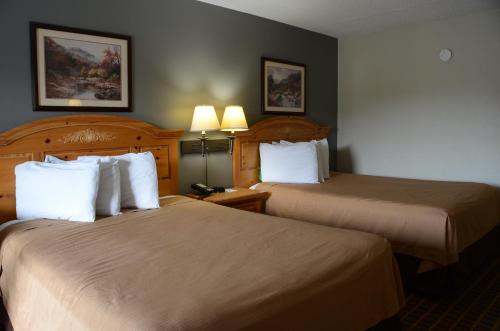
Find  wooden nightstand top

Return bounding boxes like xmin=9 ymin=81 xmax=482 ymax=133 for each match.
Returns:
xmin=203 ymin=188 xmax=269 ymax=204
xmin=186 ymin=188 xmax=270 ymax=213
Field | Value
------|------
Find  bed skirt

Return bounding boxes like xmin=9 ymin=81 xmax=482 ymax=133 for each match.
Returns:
xmin=397 ymin=224 xmax=500 ymax=296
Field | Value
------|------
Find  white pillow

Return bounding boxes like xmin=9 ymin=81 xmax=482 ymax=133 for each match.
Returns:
xmin=316 ymin=138 xmax=330 ymax=179
xmin=259 ymin=142 xmax=319 ymax=184
xmin=280 ymin=139 xmax=330 ymax=179
xmin=78 ymin=152 xmax=159 ymax=209
xmin=45 ymin=155 xmax=121 ymax=216
xmin=15 ymin=161 xmax=100 ymax=222
xmin=279 ymin=140 xmax=324 ymax=182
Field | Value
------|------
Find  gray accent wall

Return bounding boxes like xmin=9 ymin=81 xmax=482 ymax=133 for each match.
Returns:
xmin=339 ymin=9 xmax=500 ymax=187
xmin=0 ymin=0 xmax=338 ymax=193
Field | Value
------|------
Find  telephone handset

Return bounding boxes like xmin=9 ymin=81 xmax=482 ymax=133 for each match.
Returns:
xmin=191 ymin=183 xmax=215 ymax=195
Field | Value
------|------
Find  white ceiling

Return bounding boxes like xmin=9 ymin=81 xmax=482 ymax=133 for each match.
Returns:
xmin=196 ymin=0 xmax=500 ymax=37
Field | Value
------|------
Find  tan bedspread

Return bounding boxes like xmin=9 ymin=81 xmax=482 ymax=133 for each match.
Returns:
xmin=256 ymin=173 xmax=500 ymax=267
xmin=0 ymin=196 xmax=403 ymax=331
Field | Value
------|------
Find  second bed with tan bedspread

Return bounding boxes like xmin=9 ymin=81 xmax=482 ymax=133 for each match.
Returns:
xmin=255 ymin=173 xmax=499 ymax=269
xmin=0 ymin=196 xmax=403 ymax=331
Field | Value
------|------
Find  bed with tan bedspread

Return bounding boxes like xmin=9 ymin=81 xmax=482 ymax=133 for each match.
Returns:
xmin=0 ymin=196 xmax=403 ymax=331
xmin=255 ymin=173 xmax=500 ymax=270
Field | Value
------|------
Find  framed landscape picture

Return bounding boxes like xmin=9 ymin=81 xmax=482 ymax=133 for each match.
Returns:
xmin=30 ymin=22 xmax=132 ymax=112
xmin=261 ymin=57 xmax=306 ymax=115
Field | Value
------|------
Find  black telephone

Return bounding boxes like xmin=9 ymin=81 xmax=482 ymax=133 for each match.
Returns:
xmin=191 ymin=183 xmax=215 ymax=195
xmin=191 ymin=183 xmax=225 ymax=195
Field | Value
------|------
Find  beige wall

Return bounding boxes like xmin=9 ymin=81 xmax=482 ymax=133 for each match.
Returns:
xmin=338 ymin=9 xmax=500 ymax=187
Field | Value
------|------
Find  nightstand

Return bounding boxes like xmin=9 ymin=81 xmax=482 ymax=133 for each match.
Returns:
xmin=186 ymin=188 xmax=270 ymax=213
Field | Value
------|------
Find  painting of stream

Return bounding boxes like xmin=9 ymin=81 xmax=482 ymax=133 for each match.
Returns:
xmin=44 ymin=36 xmax=122 ymax=101
xmin=266 ymin=66 xmax=302 ymax=108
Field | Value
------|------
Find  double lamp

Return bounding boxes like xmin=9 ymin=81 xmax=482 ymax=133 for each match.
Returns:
xmin=190 ymin=105 xmax=248 ymax=156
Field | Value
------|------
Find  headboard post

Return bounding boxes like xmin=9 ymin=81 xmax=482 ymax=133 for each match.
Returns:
xmin=232 ymin=116 xmax=330 ymax=188
xmin=0 ymin=115 xmax=183 ymax=223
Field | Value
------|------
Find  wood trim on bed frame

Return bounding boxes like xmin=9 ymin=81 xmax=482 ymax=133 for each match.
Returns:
xmin=232 ymin=116 xmax=330 ymax=188
xmin=0 ymin=115 xmax=183 ymax=223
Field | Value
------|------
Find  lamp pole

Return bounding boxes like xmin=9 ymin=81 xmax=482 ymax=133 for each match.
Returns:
xmin=228 ymin=130 xmax=235 ymax=155
xmin=199 ymin=130 xmax=208 ymax=185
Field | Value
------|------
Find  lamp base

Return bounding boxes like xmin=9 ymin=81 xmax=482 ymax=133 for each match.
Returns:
xmin=198 ymin=133 xmax=208 ymax=157
xmin=227 ymin=135 xmax=235 ymax=155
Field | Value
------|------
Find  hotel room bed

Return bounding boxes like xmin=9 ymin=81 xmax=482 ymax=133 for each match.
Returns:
xmin=0 ymin=196 xmax=404 ymax=331
xmin=0 ymin=114 xmax=405 ymax=331
xmin=253 ymin=173 xmax=499 ymax=269
xmin=233 ymin=116 xmax=500 ymax=292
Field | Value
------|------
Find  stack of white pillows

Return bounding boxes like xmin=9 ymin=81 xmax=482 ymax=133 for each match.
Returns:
xmin=259 ymin=138 xmax=329 ymax=184
xmin=15 ymin=152 xmax=160 ymax=222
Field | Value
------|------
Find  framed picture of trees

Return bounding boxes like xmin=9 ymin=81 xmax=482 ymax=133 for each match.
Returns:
xmin=30 ymin=22 xmax=132 ymax=112
xmin=261 ymin=57 xmax=306 ymax=115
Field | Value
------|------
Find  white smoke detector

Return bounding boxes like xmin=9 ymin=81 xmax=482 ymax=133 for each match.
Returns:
xmin=439 ymin=49 xmax=453 ymax=62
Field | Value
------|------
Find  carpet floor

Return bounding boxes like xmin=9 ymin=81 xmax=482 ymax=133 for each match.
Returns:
xmin=399 ymin=255 xmax=500 ymax=330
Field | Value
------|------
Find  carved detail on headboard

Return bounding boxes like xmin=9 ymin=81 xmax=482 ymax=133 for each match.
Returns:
xmin=0 ymin=115 xmax=183 ymax=223
xmin=60 ymin=128 xmax=117 ymax=144
xmin=232 ymin=116 xmax=330 ymax=188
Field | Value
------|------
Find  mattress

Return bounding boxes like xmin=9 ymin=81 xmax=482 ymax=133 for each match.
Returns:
xmin=255 ymin=173 xmax=500 ymax=268
xmin=0 ymin=196 xmax=403 ymax=331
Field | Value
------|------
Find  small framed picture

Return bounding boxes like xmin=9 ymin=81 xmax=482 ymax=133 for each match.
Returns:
xmin=261 ymin=57 xmax=306 ymax=115
xmin=30 ymin=22 xmax=132 ymax=112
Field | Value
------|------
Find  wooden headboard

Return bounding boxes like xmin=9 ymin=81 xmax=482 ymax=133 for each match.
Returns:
xmin=0 ymin=115 xmax=183 ymax=222
xmin=232 ymin=116 xmax=330 ymax=188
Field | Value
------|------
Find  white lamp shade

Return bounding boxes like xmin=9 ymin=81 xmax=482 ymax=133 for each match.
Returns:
xmin=220 ymin=106 xmax=248 ymax=132
xmin=190 ymin=105 xmax=220 ymax=133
